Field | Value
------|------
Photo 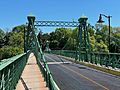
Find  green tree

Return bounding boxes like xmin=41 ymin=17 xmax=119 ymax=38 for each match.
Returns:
xmin=12 ymin=24 xmax=25 ymax=33
xmin=111 ymin=27 xmax=120 ymax=52
xmin=0 ymin=25 xmax=25 ymax=60
xmin=0 ymin=46 xmax=23 ymax=60
xmin=41 ymin=24 xmax=120 ymax=53
xmin=0 ymin=29 xmax=5 ymax=47
xmin=89 ymin=36 xmax=96 ymax=51
xmin=8 ymin=32 xmax=24 ymax=48
xmin=95 ymin=40 xmax=108 ymax=52
xmin=47 ymin=28 xmax=72 ymax=50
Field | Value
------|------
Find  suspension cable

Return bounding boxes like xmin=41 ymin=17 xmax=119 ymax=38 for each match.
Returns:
xmin=61 ymin=37 xmax=71 ymax=50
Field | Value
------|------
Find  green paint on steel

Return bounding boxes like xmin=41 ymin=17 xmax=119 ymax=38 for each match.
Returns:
xmin=77 ymin=15 xmax=90 ymax=62
xmin=50 ymin=50 xmax=120 ymax=69
xmin=0 ymin=51 xmax=30 ymax=90
xmin=26 ymin=15 xmax=60 ymax=90
xmin=0 ymin=13 xmax=119 ymax=90
xmin=0 ymin=53 xmax=25 ymax=70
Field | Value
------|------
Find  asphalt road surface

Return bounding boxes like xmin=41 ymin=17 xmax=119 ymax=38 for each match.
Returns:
xmin=44 ymin=53 xmax=120 ymax=90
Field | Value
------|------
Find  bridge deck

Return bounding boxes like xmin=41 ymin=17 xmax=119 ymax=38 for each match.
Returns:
xmin=16 ymin=53 xmax=48 ymax=90
xmin=45 ymin=54 xmax=120 ymax=90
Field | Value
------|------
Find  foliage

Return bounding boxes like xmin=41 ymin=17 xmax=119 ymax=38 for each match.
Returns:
xmin=0 ymin=29 xmax=5 ymax=40
xmin=0 ymin=46 xmax=23 ymax=60
xmin=41 ymin=25 xmax=120 ymax=53
xmin=111 ymin=27 xmax=120 ymax=53
xmin=12 ymin=24 xmax=25 ymax=33
xmin=0 ymin=25 xmax=25 ymax=60
xmin=1 ymin=23 xmax=120 ymax=60
xmin=41 ymin=28 xmax=72 ymax=50
xmin=0 ymin=29 xmax=5 ymax=48
xmin=89 ymin=36 xmax=95 ymax=51
xmin=8 ymin=32 xmax=24 ymax=48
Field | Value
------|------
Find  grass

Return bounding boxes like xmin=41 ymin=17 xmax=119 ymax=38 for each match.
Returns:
xmin=77 ymin=61 xmax=120 ymax=76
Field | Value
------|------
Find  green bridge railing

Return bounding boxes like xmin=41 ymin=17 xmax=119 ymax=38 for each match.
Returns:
xmin=32 ymin=38 xmax=60 ymax=90
xmin=50 ymin=50 xmax=120 ymax=68
xmin=34 ymin=32 xmax=60 ymax=90
xmin=36 ymin=52 xmax=60 ymax=90
xmin=0 ymin=50 xmax=60 ymax=90
xmin=0 ymin=51 xmax=30 ymax=90
xmin=24 ymin=15 xmax=60 ymax=90
xmin=0 ymin=15 xmax=60 ymax=90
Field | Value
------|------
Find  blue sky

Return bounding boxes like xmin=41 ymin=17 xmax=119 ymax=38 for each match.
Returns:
xmin=0 ymin=0 xmax=120 ymax=33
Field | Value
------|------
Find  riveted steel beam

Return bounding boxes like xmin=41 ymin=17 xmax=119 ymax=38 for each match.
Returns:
xmin=35 ymin=21 xmax=79 ymax=27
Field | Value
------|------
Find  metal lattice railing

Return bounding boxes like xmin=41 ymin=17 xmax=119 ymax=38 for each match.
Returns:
xmin=0 ymin=51 xmax=30 ymax=90
xmin=50 ymin=50 xmax=120 ymax=68
xmin=26 ymin=15 xmax=60 ymax=90
xmin=33 ymin=31 xmax=60 ymax=90
xmin=36 ymin=53 xmax=60 ymax=90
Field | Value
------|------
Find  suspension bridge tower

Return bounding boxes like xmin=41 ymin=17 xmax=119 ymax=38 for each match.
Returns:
xmin=78 ymin=15 xmax=90 ymax=61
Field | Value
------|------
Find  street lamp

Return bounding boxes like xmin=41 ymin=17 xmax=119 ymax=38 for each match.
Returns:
xmin=97 ymin=14 xmax=112 ymax=52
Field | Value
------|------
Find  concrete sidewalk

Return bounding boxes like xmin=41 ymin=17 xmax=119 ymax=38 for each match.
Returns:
xmin=16 ymin=53 xmax=48 ymax=90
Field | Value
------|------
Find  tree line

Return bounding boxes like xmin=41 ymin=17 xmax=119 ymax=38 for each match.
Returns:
xmin=0 ymin=25 xmax=25 ymax=60
xmin=40 ymin=24 xmax=120 ymax=53
xmin=0 ymin=24 xmax=120 ymax=60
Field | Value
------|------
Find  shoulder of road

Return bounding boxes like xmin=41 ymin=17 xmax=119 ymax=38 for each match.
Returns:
xmin=55 ymin=54 xmax=120 ymax=77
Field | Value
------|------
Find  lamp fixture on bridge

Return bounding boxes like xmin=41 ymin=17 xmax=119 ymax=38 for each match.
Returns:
xmin=97 ymin=14 xmax=112 ymax=52
xmin=97 ymin=14 xmax=105 ymax=23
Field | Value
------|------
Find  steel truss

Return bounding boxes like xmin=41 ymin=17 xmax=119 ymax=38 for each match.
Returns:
xmin=35 ymin=21 xmax=79 ymax=27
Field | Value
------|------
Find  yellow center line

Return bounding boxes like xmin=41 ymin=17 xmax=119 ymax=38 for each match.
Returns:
xmin=61 ymin=65 xmax=109 ymax=90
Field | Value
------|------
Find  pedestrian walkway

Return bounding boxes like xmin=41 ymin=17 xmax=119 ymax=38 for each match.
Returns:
xmin=16 ymin=53 xmax=48 ymax=90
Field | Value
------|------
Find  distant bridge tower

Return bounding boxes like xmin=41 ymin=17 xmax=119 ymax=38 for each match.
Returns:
xmin=45 ymin=40 xmax=51 ymax=52
xmin=78 ymin=15 xmax=90 ymax=61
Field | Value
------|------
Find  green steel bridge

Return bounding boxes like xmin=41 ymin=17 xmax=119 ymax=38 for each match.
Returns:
xmin=0 ymin=15 xmax=120 ymax=90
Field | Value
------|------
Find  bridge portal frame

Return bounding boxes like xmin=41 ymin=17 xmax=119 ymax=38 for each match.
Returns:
xmin=25 ymin=15 xmax=90 ymax=62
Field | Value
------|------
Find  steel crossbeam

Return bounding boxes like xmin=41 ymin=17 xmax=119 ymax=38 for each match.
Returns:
xmin=35 ymin=21 xmax=79 ymax=27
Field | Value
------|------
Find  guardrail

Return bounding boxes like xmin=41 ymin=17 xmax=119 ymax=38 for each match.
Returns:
xmin=34 ymin=35 xmax=60 ymax=90
xmin=50 ymin=50 xmax=120 ymax=68
xmin=26 ymin=15 xmax=60 ymax=90
xmin=0 ymin=51 xmax=30 ymax=90
xmin=36 ymin=54 xmax=60 ymax=90
xmin=34 ymin=51 xmax=60 ymax=90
